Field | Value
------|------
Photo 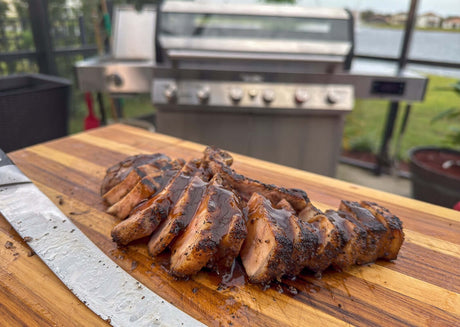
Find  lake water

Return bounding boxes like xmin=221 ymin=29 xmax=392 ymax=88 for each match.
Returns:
xmin=355 ymin=26 xmax=460 ymax=78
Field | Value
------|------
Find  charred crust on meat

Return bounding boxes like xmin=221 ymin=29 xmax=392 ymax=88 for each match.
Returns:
xmin=103 ymin=147 xmax=405 ymax=283
xmin=340 ymin=201 xmax=387 ymax=234
xmin=141 ymin=178 xmax=156 ymax=190
xmin=196 ymin=238 xmax=218 ymax=252
xmin=101 ymin=153 xmax=173 ymax=195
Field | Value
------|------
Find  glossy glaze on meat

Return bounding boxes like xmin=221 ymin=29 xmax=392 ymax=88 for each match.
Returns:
xmin=170 ymin=175 xmax=246 ymax=277
xmin=100 ymin=153 xmax=178 ymax=195
xmin=241 ymin=193 xmax=294 ymax=283
xmin=110 ymin=160 xmax=201 ymax=245
xmin=102 ymin=159 xmax=184 ymax=206
xmin=102 ymin=147 xmax=405 ymax=283
xmin=148 ymin=175 xmax=208 ymax=256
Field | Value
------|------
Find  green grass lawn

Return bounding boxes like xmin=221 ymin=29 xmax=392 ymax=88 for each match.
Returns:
xmin=69 ymin=74 xmax=460 ymax=162
xmin=343 ymin=74 xmax=460 ymax=161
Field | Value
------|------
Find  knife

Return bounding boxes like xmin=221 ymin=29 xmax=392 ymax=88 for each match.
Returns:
xmin=0 ymin=149 xmax=204 ymax=327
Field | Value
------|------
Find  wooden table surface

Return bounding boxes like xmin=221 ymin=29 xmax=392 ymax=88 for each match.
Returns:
xmin=1 ymin=124 xmax=459 ymax=327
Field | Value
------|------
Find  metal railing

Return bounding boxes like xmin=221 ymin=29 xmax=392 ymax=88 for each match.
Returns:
xmin=355 ymin=54 xmax=460 ymax=70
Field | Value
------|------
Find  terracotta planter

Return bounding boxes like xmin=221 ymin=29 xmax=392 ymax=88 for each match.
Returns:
xmin=409 ymin=147 xmax=460 ymax=208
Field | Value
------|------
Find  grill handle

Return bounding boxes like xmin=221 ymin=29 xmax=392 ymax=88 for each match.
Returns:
xmin=167 ymin=49 xmax=344 ymax=64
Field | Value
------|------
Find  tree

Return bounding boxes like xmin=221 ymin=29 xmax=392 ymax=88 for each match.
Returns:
xmin=11 ymin=0 xmax=33 ymax=50
xmin=361 ymin=10 xmax=375 ymax=22
xmin=0 ymin=2 xmax=10 ymax=50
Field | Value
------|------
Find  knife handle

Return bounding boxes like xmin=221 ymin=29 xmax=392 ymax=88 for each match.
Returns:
xmin=0 ymin=148 xmax=14 ymax=168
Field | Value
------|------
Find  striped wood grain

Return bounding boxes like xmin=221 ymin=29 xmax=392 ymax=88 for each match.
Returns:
xmin=1 ymin=124 xmax=459 ymax=327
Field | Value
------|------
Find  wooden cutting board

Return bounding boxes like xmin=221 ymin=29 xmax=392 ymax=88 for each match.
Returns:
xmin=1 ymin=124 xmax=459 ymax=326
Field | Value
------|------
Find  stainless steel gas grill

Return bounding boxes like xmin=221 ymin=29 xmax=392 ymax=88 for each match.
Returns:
xmin=152 ymin=1 xmax=427 ymax=176
xmin=76 ymin=5 xmax=156 ymax=95
xmin=76 ymin=1 xmax=428 ymax=177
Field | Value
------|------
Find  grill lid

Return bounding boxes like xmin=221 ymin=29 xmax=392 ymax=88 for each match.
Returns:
xmin=157 ymin=1 xmax=354 ymax=72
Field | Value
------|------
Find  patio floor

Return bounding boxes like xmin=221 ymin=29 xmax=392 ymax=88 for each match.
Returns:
xmin=336 ymin=163 xmax=412 ymax=198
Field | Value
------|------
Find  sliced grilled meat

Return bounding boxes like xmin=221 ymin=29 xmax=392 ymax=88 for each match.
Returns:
xmin=240 ymin=193 xmax=294 ymax=283
xmin=325 ymin=210 xmax=366 ymax=271
xmin=298 ymin=203 xmax=323 ymax=221
xmin=286 ymin=216 xmax=319 ymax=276
xmin=106 ymin=159 xmax=184 ymax=219
xmin=111 ymin=160 xmax=201 ymax=245
xmin=107 ymin=171 xmax=166 ymax=220
xmin=102 ymin=159 xmax=185 ymax=205
xmin=274 ymin=199 xmax=318 ymax=277
xmin=101 ymin=153 xmax=174 ymax=195
xmin=203 ymin=147 xmax=319 ymax=215
xmin=207 ymin=190 xmax=247 ymax=274
xmin=148 ymin=176 xmax=208 ymax=256
xmin=170 ymin=175 xmax=245 ymax=278
xmin=201 ymin=146 xmax=234 ymax=179
xmin=103 ymin=147 xmax=406 ymax=284
xmin=339 ymin=200 xmax=388 ymax=263
xmin=103 ymin=164 xmax=158 ymax=205
xmin=301 ymin=214 xmax=342 ymax=273
xmin=360 ymin=201 xmax=404 ymax=260
xmin=332 ymin=209 xmax=370 ymax=266
xmin=275 ymin=199 xmax=296 ymax=214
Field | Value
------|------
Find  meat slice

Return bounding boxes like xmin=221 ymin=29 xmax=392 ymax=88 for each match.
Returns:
xmin=169 ymin=175 xmax=245 ymax=278
xmin=359 ymin=201 xmax=404 ymax=260
xmin=102 ymin=159 xmax=185 ymax=205
xmin=106 ymin=159 xmax=184 ymax=220
xmin=107 ymin=171 xmax=169 ymax=220
xmin=275 ymin=199 xmax=295 ymax=214
xmin=103 ymin=147 xmax=406 ymax=284
xmin=339 ymin=200 xmax=388 ymax=263
xmin=298 ymin=202 xmax=323 ymax=221
xmin=101 ymin=153 xmax=174 ymax=195
xmin=202 ymin=146 xmax=234 ymax=167
xmin=111 ymin=160 xmax=201 ymax=245
xmin=207 ymin=193 xmax=247 ymax=273
xmin=103 ymin=164 xmax=159 ymax=205
xmin=325 ymin=210 xmax=366 ymax=270
xmin=240 ymin=193 xmax=294 ymax=284
xmin=203 ymin=147 xmax=319 ymax=214
xmin=148 ymin=176 xmax=208 ymax=256
xmin=300 ymin=214 xmax=341 ymax=273
xmin=331 ymin=210 xmax=370 ymax=265
xmin=275 ymin=200 xmax=318 ymax=277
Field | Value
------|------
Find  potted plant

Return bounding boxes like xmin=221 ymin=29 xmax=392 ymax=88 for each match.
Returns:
xmin=409 ymin=81 xmax=460 ymax=209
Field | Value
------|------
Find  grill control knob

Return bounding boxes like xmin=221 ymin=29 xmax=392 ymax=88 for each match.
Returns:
xmin=248 ymin=88 xmax=258 ymax=99
xmin=197 ymin=86 xmax=211 ymax=103
xmin=294 ymin=88 xmax=310 ymax=104
xmin=262 ymin=89 xmax=275 ymax=104
xmin=229 ymin=87 xmax=244 ymax=103
xmin=164 ymin=83 xmax=177 ymax=102
xmin=326 ymin=90 xmax=341 ymax=104
xmin=106 ymin=73 xmax=123 ymax=87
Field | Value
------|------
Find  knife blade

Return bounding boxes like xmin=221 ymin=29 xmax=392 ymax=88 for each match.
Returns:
xmin=0 ymin=149 xmax=204 ymax=327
